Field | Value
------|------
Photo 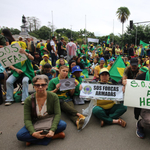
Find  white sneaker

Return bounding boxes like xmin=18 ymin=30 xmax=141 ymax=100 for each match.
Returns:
xmin=21 ymin=101 xmax=24 ymax=105
xmin=5 ymin=101 xmax=12 ymax=106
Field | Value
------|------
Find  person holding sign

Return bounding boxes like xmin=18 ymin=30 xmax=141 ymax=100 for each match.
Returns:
xmin=5 ymin=48 xmax=35 ymax=106
xmin=48 ymin=65 xmax=86 ymax=130
xmin=92 ymin=68 xmax=127 ymax=127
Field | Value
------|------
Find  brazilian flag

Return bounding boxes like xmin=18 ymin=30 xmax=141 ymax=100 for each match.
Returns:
xmin=140 ymin=40 xmax=149 ymax=49
xmin=107 ymin=35 xmax=110 ymax=44
xmin=109 ymin=56 xmax=125 ymax=82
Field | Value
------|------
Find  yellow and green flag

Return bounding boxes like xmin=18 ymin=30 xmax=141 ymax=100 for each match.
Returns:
xmin=107 ymin=35 xmax=110 ymax=44
xmin=109 ymin=56 xmax=125 ymax=82
xmin=140 ymin=40 xmax=149 ymax=49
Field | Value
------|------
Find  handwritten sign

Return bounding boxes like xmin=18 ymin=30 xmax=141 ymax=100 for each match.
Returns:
xmin=59 ymin=78 xmax=75 ymax=91
xmin=80 ymin=83 xmax=123 ymax=101
xmin=124 ymin=79 xmax=150 ymax=109
xmin=0 ymin=43 xmax=27 ymax=68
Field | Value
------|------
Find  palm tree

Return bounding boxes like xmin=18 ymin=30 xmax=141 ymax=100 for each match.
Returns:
xmin=116 ymin=7 xmax=130 ymax=35
xmin=116 ymin=7 xmax=130 ymax=47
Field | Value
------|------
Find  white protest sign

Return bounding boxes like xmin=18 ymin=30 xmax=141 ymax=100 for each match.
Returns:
xmin=80 ymin=83 xmax=123 ymax=101
xmin=124 ymin=79 xmax=150 ymax=109
xmin=59 ymin=78 xmax=75 ymax=91
xmin=0 ymin=43 xmax=27 ymax=68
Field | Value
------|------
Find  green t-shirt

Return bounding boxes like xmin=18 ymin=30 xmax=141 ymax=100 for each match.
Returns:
xmin=80 ymin=59 xmax=91 ymax=67
xmin=40 ymin=46 xmax=45 ymax=56
xmin=48 ymin=77 xmax=71 ymax=100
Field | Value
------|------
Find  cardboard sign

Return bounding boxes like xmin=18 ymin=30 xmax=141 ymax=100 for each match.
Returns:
xmin=0 ymin=43 xmax=27 ymax=68
xmin=80 ymin=83 xmax=123 ymax=101
xmin=124 ymin=79 xmax=150 ymax=109
xmin=59 ymin=78 xmax=75 ymax=91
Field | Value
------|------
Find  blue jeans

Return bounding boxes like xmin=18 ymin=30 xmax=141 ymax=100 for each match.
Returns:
xmin=51 ymin=53 xmax=57 ymax=66
xmin=6 ymin=75 xmax=29 ymax=102
xmin=16 ymin=120 xmax=67 ymax=145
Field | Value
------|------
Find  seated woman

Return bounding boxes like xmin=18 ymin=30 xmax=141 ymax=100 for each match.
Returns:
xmin=35 ymin=63 xmax=56 ymax=80
xmin=48 ymin=65 xmax=85 ymax=130
xmin=92 ymin=68 xmax=127 ymax=127
xmin=71 ymin=66 xmax=85 ymax=105
xmin=5 ymin=48 xmax=35 ymax=106
xmin=90 ymin=58 xmax=98 ymax=75
xmin=17 ymin=75 xmax=66 ymax=146
xmin=54 ymin=58 xmax=69 ymax=72
xmin=76 ymin=57 xmax=85 ymax=69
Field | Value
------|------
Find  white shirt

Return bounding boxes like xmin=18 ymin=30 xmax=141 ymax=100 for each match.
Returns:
xmin=50 ymin=40 xmax=56 ymax=53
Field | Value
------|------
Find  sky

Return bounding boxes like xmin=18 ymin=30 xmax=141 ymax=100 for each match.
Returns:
xmin=1 ymin=0 xmax=150 ymax=37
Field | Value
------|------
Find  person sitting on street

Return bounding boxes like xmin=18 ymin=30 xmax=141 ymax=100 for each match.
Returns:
xmin=39 ymin=54 xmax=52 ymax=70
xmin=48 ymin=65 xmax=85 ymax=130
xmin=35 ymin=63 xmax=56 ymax=80
xmin=5 ymin=48 xmax=35 ymax=106
xmin=92 ymin=68 xmax=127 ymax=127
xmin=16 ymin=75 xmax=67 ymax=146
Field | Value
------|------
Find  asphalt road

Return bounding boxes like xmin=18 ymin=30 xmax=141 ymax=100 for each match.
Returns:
xmin=1 ymin=80 xmax=150 ymax=150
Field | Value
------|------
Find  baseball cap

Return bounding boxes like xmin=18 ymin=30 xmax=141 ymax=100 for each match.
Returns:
xmin=71 ymin=66 xmax=82 ymax=73
xmin=130 ymin=58 xmax=138 ymax=66
xmin=42 ymin=54 xmax=49 ymax=59
xmin=100 ymin=68 xmax=109 ymax=75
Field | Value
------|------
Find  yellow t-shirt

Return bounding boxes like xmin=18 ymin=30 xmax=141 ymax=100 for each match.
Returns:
xmin=97 ymin=100 xmax=115 ymax=109
xmin=40 ymin=59 xmax=52 ymax=67
xmin=94 ymin=66 xmax=104 ymax=77
xmin=37 ymin=43 xmax=41 ymax=49
xmin=11 ymin=41 xmax=27 ymax=50
xmin=45 ymin=43 xmax=47 ymax=48
xmin=107 ymin=65 xmax=111 ymax=71
xmin=115 ymin=48 xmax=120 ymax=55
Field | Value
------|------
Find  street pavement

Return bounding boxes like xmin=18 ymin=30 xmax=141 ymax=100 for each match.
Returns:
xmin=1 ymin=77 xmax=150 ymax=150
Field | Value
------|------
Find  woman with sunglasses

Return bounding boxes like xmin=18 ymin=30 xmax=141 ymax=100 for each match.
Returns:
xmin=48 ymin=65 xmax=85 ymax=130
xmin=17 ymin=75 xmax=67 ymax=146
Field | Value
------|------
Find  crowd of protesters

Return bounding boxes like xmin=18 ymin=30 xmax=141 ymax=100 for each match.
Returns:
xmin=1 ymin=28 xmax=150 ymax=146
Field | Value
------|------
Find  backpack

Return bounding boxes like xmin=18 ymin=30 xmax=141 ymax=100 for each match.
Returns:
xmin=47 ymin=42 xmax=52 ymax=53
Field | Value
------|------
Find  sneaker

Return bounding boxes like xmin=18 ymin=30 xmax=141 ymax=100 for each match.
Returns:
xmin=5 ymin=101 xmax=12 ymax=106
xmin=136 ymin=120 xmax=145 ymax=139
xmin=21 ymin=101 xmax=24 ymax=105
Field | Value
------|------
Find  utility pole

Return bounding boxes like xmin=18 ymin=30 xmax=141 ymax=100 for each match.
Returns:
xmin=52 ymin=11 xmax=54 ymax=35
xmin=70 ymin=25 xmax=72 ymax=39
xmin=85 ymin=15 xmax=86 ymax=43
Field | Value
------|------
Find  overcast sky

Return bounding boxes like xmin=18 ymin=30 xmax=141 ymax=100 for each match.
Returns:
xmin=1 ymin=0 xmax=150 ymax=37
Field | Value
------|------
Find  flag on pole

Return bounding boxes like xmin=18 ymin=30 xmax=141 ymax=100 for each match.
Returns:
xmin=107 ymin=35 xmax=110 ymax=44
xmin=109 ymin=56 xmax=126 ymax=82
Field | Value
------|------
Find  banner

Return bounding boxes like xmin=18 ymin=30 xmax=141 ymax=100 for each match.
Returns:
xmin=124 ymin=79 xmax=150 ymax=109
xmin=59 ymin=78 xmax=75 ymax=91
xmin=0 ymin=43 xmax=27 ymax=68
xmin=87 ymin=38 xmax=99 ymax=43
xmin=80 ymin=83 xmax=123 ymax=101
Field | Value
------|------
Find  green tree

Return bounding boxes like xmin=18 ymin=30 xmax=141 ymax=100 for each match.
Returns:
xmin=116 ymin=7 xmax=130 ymax=35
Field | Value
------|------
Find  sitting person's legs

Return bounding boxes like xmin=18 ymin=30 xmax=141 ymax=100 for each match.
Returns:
xmin=5 ymin=74 xmax=18 ymax=105
xmin=22 ymin=76 xmax=29 ymax=103
xmin=16 ymin=120 xmax=67 ymax=145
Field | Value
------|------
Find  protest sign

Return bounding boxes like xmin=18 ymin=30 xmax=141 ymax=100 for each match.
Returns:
xmin=59 ymin=78 xmax=75 ymax=91
xmin=124 ymin=79 xmax=150 ymax=109
xmin=80 ymin=83 xmax=123 ymax=101
xmin=0 ymin=43 xmax=27 ymax=68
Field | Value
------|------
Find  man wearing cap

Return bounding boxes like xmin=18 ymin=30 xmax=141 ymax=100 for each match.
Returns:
xmin=39 ymin=54 xmax=52 ymax=70
xmin=92 ymin=68 xmax=127 ymax=127
xmin=66 ymin=39 xmax=77 ymax=62
xmin=58 ymin=38 xmax=65 ymax=58
xmin=122 ymin=57 xmax=139 ymax=82
xmin=107 ymin=58 xmax=114 ymax=71
xmin=71 ymin=66 xmax=84 ymax=105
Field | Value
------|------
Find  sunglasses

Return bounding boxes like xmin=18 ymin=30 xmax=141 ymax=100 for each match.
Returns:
xmin=34 ymin=84 xmax=47 ymax=88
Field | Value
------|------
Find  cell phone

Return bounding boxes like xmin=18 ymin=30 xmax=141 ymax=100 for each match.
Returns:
xmin=40 ymin=129 xmax=49 ymax=135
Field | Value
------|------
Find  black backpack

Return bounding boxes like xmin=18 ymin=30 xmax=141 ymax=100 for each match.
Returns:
xmin=47 ymin=42 xmax=52 ymax=53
